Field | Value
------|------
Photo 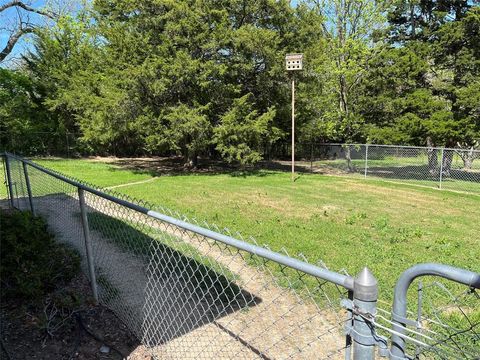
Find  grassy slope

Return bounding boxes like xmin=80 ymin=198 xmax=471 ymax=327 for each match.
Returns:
xmin=2 ymin=158 xmax=478 ymax=297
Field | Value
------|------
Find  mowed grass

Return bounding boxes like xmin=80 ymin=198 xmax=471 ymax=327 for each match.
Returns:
xmin=1 ymin=158 xmax=479 ymax=299
xmin=35 ymin=158 xmax=154 ymax=188
xmin=0 ymin=158 xmax=152 ymax=198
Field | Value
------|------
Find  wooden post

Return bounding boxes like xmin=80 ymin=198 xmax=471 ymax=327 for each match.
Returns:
xmin=291 ymin=75 xmax=295 ymax=181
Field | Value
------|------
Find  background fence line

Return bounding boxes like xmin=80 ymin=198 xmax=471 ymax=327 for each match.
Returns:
xmin=287 ymin=143 xmax=480 ymax=195
xmin=2 ymin=130 xmax=479 ymax=195
xmin=1 ymin=152 xmax=479 ymax=359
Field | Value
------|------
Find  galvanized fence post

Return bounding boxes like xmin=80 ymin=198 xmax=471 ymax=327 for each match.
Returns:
xmin=364 ymin=145 xmax=369 ymax=179
xmin=78 ymin=188 xmax=99 ymax=303
xmin=22 ymin=162 xmax=35 ymax=215
xmin=4 ymin=154 xmax=15 ymax=208
xmin=390 ymin=263 xmax=480 ymax=360
xmin=352 ymin=267 xmax=378 ymax=360
xmin=439 ymin=148 xmax=444 ymax=189
xmin=345 ymin=290 xmax=354 ymax=360
xmin=310 ymin=142 xmax=314 ymax=173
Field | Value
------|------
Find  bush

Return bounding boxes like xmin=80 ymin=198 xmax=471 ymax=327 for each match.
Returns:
xmin=0 ymin=210 xmax=80 ymax=302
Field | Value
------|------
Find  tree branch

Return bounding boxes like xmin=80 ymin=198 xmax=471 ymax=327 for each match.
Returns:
xmin=0 ymin=26 xmax=34 ymax=62
xmin=0 ymin=1 xmax=56 ymax=19
xmin=0 ymin=1 xmax=58 ymax=62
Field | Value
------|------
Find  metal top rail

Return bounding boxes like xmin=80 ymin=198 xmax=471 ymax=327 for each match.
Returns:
xmin=2 ymin=152 xmax=355 ymax=291
xmin=317 ymin=143 xmax=480 ymax=153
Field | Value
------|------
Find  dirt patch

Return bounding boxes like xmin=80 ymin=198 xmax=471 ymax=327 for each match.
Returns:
xmin=0 ymin=273 xmax=149 ymax=360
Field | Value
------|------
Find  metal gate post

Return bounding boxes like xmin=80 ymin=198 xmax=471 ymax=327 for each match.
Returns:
xmin=390 ymin=263 xmax=480 ymax=360
xmin=439 ymin=148 xmax=444 ymax=189
xmin=4 ymin=154 xmax=15 ymax=208
xmin=364 ymin=145 xmax=369 ymax=179
xmin=78 ymin=188 xmax=99 ymax=303
xmin=22 ymin=162 xmax=35 ymax=215
xmin=352 ymin=267 xmax=378 ymax=360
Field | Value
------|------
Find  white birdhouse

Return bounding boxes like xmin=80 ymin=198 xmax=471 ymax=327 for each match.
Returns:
xmin=285 ymin=53 xmax=303 ymax=71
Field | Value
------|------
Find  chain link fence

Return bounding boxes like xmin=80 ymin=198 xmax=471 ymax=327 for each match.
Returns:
xmin=1 ymin=152 xmax=479 ymax=359
xmin=0 ymin=131 xmax=82 ymax=157
xmin=291 ymin=144 xmax=480 ymax=195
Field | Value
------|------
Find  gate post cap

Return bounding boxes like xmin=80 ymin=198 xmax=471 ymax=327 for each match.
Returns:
xmin=354 ymin=267 xmax=378 ymax=301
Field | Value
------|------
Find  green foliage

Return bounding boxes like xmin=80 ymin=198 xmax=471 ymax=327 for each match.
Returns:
xmin=0 ymin=68 xmax=63 ymax=154
xmin=0 ymin=0 xmax=478 ymax=155
xmin=214 ymin=94 xmax=280 ymax=165
xmin=144 ymin=104 xmax=211 ymax=165
xmin=0 ymin=210 xmax=81 ymax=302
xmin=364 ymin=1 xmax=480 ymax=148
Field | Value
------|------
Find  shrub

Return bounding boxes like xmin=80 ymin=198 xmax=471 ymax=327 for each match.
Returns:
xmin=0 ymin=210 xmax=80 ymax=302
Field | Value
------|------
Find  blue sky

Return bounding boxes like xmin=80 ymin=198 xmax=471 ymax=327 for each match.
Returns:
xmin=0 ymin=0 xmax=50 ymax=65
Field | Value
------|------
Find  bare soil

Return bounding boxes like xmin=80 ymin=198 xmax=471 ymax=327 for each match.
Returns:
xmin=0 ymin=272 xmax=149 ymax=360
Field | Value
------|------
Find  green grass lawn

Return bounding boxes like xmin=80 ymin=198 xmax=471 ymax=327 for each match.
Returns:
xmin=1 ymin=157 xmax=479 ymax=300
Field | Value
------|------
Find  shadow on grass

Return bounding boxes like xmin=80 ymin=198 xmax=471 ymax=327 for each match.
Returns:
xmin=311 ymin=161 xmax=480 ymax=185
xmin=85 ymin=211 xmax=262 ymax=346
xmin=110 ymin=157 xmax=281 ymax=178
xmin=108 ymin=157 xmax=322 ymax=179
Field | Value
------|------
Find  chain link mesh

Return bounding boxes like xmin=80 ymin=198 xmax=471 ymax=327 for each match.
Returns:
xmin=375 ymin=281 xmax=479 ymax=360
xmin=1 ymin=154 xmax=478 ymax=360
xmin=304 ymin=144 xmax=480 ymax=195
xmin=3 ymin=156 xmax=352 ymax=359
xmin=5 ymin=157 xmax=29 ymax=209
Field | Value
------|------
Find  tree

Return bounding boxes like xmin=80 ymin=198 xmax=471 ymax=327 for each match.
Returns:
xmin=0 ymin=68 xmax=55 ymax=153
xmin=71 ymin=0 xmax=297 ymax=157
xmin=0 ymin=0 xmax=58 ymax=63
xmin=213 ymin=94 xmax=280 ymax=165
xmin=22 ymin=14 xmax=101 ymax=151
xmin=361 ymin=0 xmax=480 ymax=174
xmin=144 ymin=104 xmax=211 ymax=167
xmin=304 ymin=0 xmax=387 ymax=170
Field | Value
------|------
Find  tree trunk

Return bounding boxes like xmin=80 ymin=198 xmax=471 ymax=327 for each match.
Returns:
xmin=442 ymin=150 xmax=453 ymax=177
xmin=184 ymin=150 xmax=198 ymax=169
xmin=426 ymin=137 xmax=438 ymax=175
xmin=191 ymin=152 xmax=198 ymax=169
xmin=345 ymin=145 xmax=354 ymax=172
xmin=458 ymin=147 xmax=477 ymax=170
xmin=463 ymin=155 xmax=473 ymax=170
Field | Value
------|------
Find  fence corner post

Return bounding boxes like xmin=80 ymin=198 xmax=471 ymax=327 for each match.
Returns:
xmin=352 ymin=267 xmax=378 ymax=360
xmin=22 ymin=162 xmax=35 ymax=215
xmin=4 ymin=154 xmax=15 ymax=209
xmin=78 ymin=188 xmax=99 ymax=304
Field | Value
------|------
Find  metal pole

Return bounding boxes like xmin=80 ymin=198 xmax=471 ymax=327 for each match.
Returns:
xmin=4 ymin=155 xmax=15 ymax=208
xmin=345 ymin=290 xmax=354 ymax=360
xmin=78 ymin=188 xmax=99 ymax=303
xmin=364 ymin=145 xmax=369 ymax=179
xmin=310 ymin=142 xmax=313 ymax=173
xmin=414 ymin=281 xmax=423 ymax=358
xmin=65 ymin=131 xmax=70 ymax=158
xmin=352 ymin=267 xmax=378 ymax=360
xmin=22 ymin=162 xmax=35 ymax=215
xmin=390 ymin=263 xmax=480 ymax=359
xmin=291 ymin=75 xmax=295 ymax=181
xmin=439 ymin=148 xmax=444 ymax=189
